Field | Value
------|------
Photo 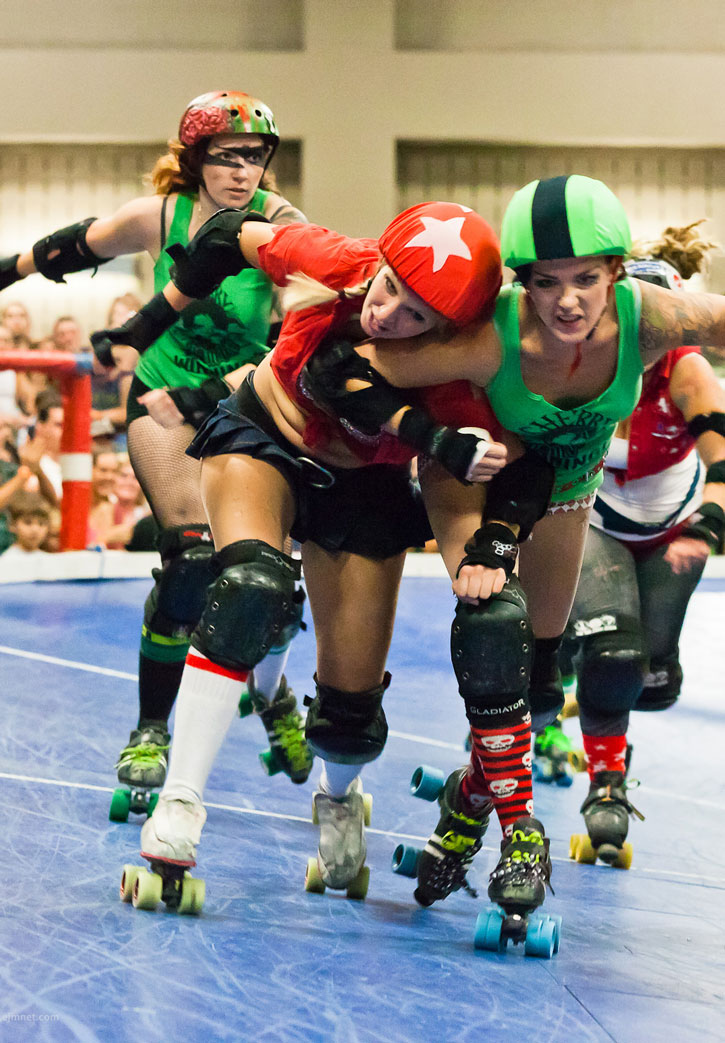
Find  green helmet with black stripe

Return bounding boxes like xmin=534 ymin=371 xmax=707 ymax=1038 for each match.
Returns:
xmin=501 ymin=175 xmax=631 ymax=270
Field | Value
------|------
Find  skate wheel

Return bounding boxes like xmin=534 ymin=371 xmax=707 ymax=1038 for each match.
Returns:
xmin=259 ymin=748 xmax=281 ymax=777
xmin=464 ymin=731 xmax=472 ymax=752
xmin=304 ymin=856 xmax=326 ymax=894
xmin=132 ymin=868 xmax=163 ymax=910
xmin=346 ymin=864 xmax=369 ymax=900
xmin=238 ymin=689 xmax=253 ymax=718
xmin=524 ymin=914 xmax=559 ymax=958
xmin=554 ymin=767 xmax=574 ymax=788
xmin=177 ymin=874 xmax=206 ymax=915
xmin=567 ymin=749 xmax=587 ymax=772
xmin=109 ymin=789 xmax=131 ymax=823
xmin=569 ymin=833 xmax=597 ymax=864
xmin=410 ymin=765 xmax=445 ymax=801
xmin=147 ymin=792 xmax=159 ymax=816
xmin=474 ymin=906 xmax=505 ymax=952
xmin=532 ymin=758 xmax=555 ymax=784
xmin=120 ymin=864 xmax=141 ymax=902
xmin=362 ymin=793 xmax=372 ymax=827
xmin=614 ymin=842 xmax=633 ymax=870
xmin=391 ymin=844 xmax=421 ymax=878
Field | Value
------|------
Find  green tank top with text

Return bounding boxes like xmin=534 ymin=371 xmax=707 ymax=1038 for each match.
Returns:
xmin=488 ymin=278 xmax=643 ymax=503
xmin=135 ymin=191 xmax=274 ymax=390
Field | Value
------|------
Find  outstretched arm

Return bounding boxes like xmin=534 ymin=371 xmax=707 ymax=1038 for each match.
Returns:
xmin=638 ymin=279 xmax=725 ymax=368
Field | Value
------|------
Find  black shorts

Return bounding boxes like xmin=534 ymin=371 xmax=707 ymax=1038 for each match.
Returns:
xmin=126 ymin=375 xmax=153 ymax=425
xmin=187 ymin=376 xmax=431 ymax=559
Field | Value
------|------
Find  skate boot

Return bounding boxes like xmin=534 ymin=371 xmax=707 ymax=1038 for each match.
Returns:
xmin=413 ymin=768 xmax=492 ymax=908
xmin=475 ymin=817 xmax=560 ymax=958
xmin=120 ymin=796 xmax=207 ymax=914
xmin=304 ymin=777 xmax=371 ymax=899
xmin=239 ymin=676 xmax=314 ymax=784
xmin=569 ymin=769 xmax=643 ymax=869
xmin=110 ymin=721 xmax=170 ymax=821
xmin=532 ymin=719 xmax=586 ymax=787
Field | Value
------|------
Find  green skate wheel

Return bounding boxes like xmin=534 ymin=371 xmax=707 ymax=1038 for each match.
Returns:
xmin=259 ymin=748 xmax=282 ymax=777
xmin=474 ymin=906 xmax=505 ymax=951
xmin=238 ymin=689 xmax=253 ymax=718
xmin=132 ymin=868 xmax=163 ymax=910
xmin=177 ymin=874 xmax=206 ymax=915
xmin=346 ymin=864 xmax=369 ymax=900
xmin=304 ymin=856 xmax=326 ymax=894
xmin=109 ymin=788 xmax=131 ymax=822
xmin=524 ymin=914 xmax=559 ymax=959
xmin=120 ymin=864 xmax=141 ymax=902
xmin=391 ymin=844 xmax=421 ymax=878
xmin=147 ymin=792 xmax=159 ymax=816
xmin=410 ymin=766 xmax=445 ymax=801
xmin=569 ymin=833 xmax=597 ymax=864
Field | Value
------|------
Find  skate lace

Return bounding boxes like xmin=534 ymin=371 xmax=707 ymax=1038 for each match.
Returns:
xmin=598 ymin=783 xmax=645 ymax=822
xmin=273 ymin=712 xmax=311 ymax=770
xmin=115 ymin=741 xmax=169 ymax=770
xmin=430 ymin=842 xmax=481 ymax=898
xmin=491 ymin=829 xmax=555 ymax=895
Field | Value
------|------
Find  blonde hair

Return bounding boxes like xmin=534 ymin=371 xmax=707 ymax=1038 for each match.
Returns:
xmin=281 ymin=271 xmax=372 ymax=314
xmin=145 ymin=138 xmax=279 ymax=197
xmin=630 ymin=219 xmax=720 ymax=281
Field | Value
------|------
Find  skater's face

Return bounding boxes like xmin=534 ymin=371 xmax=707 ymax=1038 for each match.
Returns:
xmin=201 ymin=133 xmax=270 ymax=210
xmin=360 ymin=265 xmax=441 ymax=340
xmin=526 ymin=256 xmax=617 ymax=343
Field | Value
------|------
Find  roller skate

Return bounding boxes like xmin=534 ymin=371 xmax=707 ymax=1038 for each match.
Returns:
xmin=109 ymin=721 xmax=170 ymax=822
xmin=120 ymin=796 xmax=206 ymax=914
xmin=238 ymin=676 xmax=313 ymax=783
xmin=475 ymin=816 xmax=560 ymax=959
xmin=532 ymin=719 xmax=586 ymax=787
xmin=304 ymin=777 xmax=372 ymax=899
xmin=569 ymin=769 xmax=644 ymax=869
xmin=391 ymin=766 xmax=492 ymax=907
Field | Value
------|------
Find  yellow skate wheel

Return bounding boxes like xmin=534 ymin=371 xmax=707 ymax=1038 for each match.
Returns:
xmin=614 ymin=842 xmax=633 ymax=870
xmin=568 ymin=749 xmax=588 ymax=772
xmin=304 ymin=856 xmax=326 ymax=894
xmin=311 ymin=797 xmax=319 ymax=825
xmin=120 ymin=864 xmax=141 ymax=902
xmin=132 ymin=868 xmax=163 ymax=910
xmin=363 ymin=793 xmax=373 ymax=827
xmin=569 ymin=833 xmax=597 ymax=864
xmin=178 ymin=873 xmax=206 ymax=914
xmin=346 ymin=864 xmax=370 ymax=901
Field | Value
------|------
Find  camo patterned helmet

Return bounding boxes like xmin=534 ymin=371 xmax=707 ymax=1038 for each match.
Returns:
xmin=179 ymin=91 xmax=279 ymax=159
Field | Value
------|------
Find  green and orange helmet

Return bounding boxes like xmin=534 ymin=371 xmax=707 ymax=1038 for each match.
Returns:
xmin=178 ymin=91 xmax=279 ymax=163
xmin=501 ymin=174 xmax=631 ymax=270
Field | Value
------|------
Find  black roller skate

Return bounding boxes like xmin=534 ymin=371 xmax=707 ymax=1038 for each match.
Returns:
xmin=532 ymin=719 xmax=586 ymax=787
xmin=392 ymin=766 xmax=492 ymax=907
xmin=476 ymin=816 xmax=560 ymax=958
xmin=110 ymin=721 xmax=170 ymax=821
xmin=569 ymin=768 xmax=643 ymax=869
xmin=238 ymin=675 xmax=313 ymax=783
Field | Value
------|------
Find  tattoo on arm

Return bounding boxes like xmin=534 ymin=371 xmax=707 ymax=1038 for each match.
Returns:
xmin=268 ymin=203 xmax=307 ymax=226
xmin=639 ymin=285 xmax=725 ymax=363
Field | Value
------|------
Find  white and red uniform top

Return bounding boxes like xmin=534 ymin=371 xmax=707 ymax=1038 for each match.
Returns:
xmin=257 ymin=223 xmax=500 ymax=466
xmin=591 ymin=345 xmax=703 ymax=544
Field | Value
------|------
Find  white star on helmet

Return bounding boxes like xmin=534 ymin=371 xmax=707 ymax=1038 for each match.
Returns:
xmin=404 ymin=216 xmax=472 ymax=273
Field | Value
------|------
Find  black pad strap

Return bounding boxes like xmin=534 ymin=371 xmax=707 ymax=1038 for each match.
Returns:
xmin=484 ymin=448 xmax=554 ymax=542
xmin=687 ymin=412 xmax=725 ymax=439
xmin=168 ymin=208 xmax=270 ymax=298
xmin=705 ymin=460 xmax=725 ymax=485
xmin=32 ymin=218 xmax=112 ymax=284
xmin=0 ymin=254 xmax=20 ymax=291
xmin=456 ymin=522 xmax=518 ymax=577
xmin=167 ymin=377 xmax=231 ymax=429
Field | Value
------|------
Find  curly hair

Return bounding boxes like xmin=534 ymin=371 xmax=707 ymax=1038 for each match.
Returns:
xmin=144 ymin=138 xmax=278 ymax=196
xmin=630 ymin=219 xmax=720 ymax=281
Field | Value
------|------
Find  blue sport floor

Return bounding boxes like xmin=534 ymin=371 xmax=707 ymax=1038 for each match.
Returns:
xmin=1 ymin=573 xmax=725 ymax=1042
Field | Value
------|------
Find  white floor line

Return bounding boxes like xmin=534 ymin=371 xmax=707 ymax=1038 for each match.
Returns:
xmin=0 ymin=645 xmax=137 ymax=680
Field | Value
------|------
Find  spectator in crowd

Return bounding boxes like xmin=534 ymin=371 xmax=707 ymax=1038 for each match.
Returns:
xmin=51 ymin=315 xmax=86 ymax=354
xmin=25 ymin=388 xmax=64 ymax=506
xmin=1 ymin=489 xmax=51 ymax=557
xmin=90 ymin=296 xmax=139 ymax=450
xmin=0 ymin=303 xmax=48 ymax=414
xmin=103 ymin=454 xmax=152 ymax=549
xmin=0 ymin=323 xmax=29 ymax=430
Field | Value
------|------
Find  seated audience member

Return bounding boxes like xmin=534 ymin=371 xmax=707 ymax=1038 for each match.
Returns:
xmin=1 ymin=490 xmax=51 ymax=557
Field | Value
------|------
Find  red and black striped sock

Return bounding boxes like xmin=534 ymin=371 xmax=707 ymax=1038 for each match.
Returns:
xmin=462 ymin=712 xmax=534 ymax=838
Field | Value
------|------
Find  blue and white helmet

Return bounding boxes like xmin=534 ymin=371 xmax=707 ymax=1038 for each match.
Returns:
xmin=624 ymin=258 xmax=683 ymax=290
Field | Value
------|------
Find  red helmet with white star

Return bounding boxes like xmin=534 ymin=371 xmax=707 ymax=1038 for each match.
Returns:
xmin=378 ymin=201 xmax=502 ymax=325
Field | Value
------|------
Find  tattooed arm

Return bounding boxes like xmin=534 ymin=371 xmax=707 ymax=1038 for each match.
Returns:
xmin=264 ymin=195 xmax=308 ymax=226
xmin=638 ymin=279 xmax=725 ymax=367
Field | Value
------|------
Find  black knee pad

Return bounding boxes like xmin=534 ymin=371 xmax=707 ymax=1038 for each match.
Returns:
xmin=270 ymin=584 xmax=306 ymax=651
xmin=575 ymin=613 xmax=649 ymax=718
xmin=144 ymin=523 xmax=215 ymax=634
xmin=191 ymin=539 xmax=300 ymax=671
xmin=528 ymin=635 xmax=565 ymax=730
xmin=304 ymin=673 xmax=390 ymax=765
xmin=451 ymin=576 xmax=533 ymax=703
xmin=635 ymin=657 xmax=682 ymax=711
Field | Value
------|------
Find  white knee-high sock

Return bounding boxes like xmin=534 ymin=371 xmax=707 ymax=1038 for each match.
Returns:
xmin=162 ymin=650 xmax=247 ymax=805
xmin=249 ymin=643 xmax=291 ymax=703
xmin=319 ymin=761 xmax=361 ymax=798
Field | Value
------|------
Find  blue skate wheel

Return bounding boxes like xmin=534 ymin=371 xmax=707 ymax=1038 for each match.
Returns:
xmin=410 ymin=766 xmax=446 ymax=801
xmin=524 ymin=914 xmax=558 ymax=958
xmin=532 ymin=758 xmax=555 ymax=784
xmin=109 ymin=788 xmax=131 ymax=822
xmin=391 ymin=844 xmax=421 ymax=877
xmin=474 ymin=906 xmax=505 ymax=951
xmin=554 ymin=768 xmax=574 ymax=788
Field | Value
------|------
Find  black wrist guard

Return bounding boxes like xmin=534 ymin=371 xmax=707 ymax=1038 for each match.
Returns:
xmin=484 ymin=448 xmax=555 ymax=542
xmin=90 ymin=293 xmax=178 ymax=366
xmin=398 ymin=408 xmax=486 ymax=484
xmin=302 ymin=337 xmax=406 ymax=434
xmin=0 ymin=254 xmax=21 ymax=291
xmin=681 ymin=501 xmax=725 ymax=550
xmin=167 ymin=377 xmax=231 ymax=428
xmin=167 ymin=208 xmax=269 ymax=298
xmin=687 ymin=412 xmax=725 ymax=439
xmin=456 ymin=522 xmax=519 ymax=578
xmin=705 ymin=459 xmax=725 ymax=485
xmin=32 ymin=218 xmax=111 ymax=284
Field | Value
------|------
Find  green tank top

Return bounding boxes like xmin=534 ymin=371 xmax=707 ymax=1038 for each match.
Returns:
xmin=135 ymin=191 xmax=274 ymax=389
xmin=488 ymin=278 xmax=643 ymax=503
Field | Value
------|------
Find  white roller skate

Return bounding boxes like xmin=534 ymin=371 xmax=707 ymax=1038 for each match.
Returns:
xmin=120 ymin=797 xmax=207 ymax=915
xmin=304 ymin=777 xmax=372 ymax=899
